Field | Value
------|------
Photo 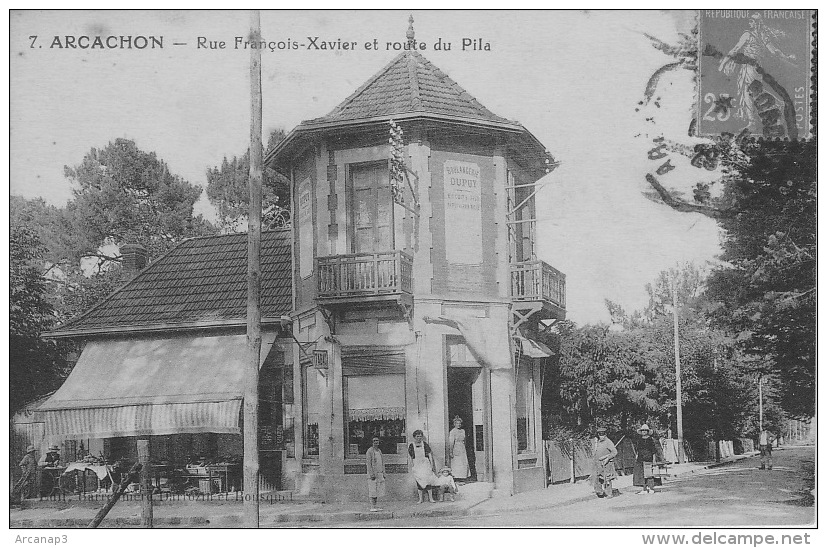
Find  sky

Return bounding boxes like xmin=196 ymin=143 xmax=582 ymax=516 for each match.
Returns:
xmin=9 ymin=9 xmax=723 ymax=325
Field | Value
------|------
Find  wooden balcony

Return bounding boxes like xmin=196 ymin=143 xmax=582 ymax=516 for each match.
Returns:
xmin=316 ymin=250 xmax=413 ymax=308
xmin=510 ymin=260 xmax=566 ymax=319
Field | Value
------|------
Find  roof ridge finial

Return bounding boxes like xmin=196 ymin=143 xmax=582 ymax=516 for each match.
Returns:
xmin=406 ymin=14 xmax=415 ymax=46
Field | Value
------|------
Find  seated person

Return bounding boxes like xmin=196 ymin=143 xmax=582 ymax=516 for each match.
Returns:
xmin=433 ymin=466 xmax=458 ymax=502
xmin=41 ymin=445 xmax=61 ymax=467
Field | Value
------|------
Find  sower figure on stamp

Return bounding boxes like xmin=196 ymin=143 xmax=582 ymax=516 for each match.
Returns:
xmin=591 ymin=426 xmax=618 ymax=498
xmin=633 ymin=424 xmax=665 ymax=495
xmin=718 ymin=12 xmax=798 ymax=125
xmin=366 ymin=437 xmax=386 ymax=512
xmin=759 ymin=428 xmax=776 ymax=471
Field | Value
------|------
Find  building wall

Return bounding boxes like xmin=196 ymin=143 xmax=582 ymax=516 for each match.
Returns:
xmin=427 ymin=145 xmax=498 ymax=298
xmin=293 ymin=149 xmax=319 ymax=313
xmin=282 ymin=126 xmax=546 ymax=500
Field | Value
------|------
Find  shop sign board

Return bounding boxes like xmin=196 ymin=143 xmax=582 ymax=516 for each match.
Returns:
xmin=298 ymin=178 xmax=313 ymax=278
xmin=443 ymin=160 xmax=482 ymax=265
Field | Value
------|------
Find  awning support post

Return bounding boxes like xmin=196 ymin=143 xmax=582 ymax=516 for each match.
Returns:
xmin=137 ymin=438 xmax=153 ymax=528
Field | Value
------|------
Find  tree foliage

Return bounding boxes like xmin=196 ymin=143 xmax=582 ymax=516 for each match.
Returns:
xmin=639 ymin=28 xmax=816 ymax=418
xmin=547 ymin=264 xmax=767 ymax=443
xmin=64 ymin=138 xmax=214 ymax=268
xmin=206 ymin=128 xmax=290 ymax=232
xmin=10 ymin=139 xmax=219 ymax=412
xmin=546 ymin=321 xmax=663 ymax=433
xmin=9 ymin=224 xmax=70 ymax=412
xmin=705 ymin=140 xmax=816 ymax=417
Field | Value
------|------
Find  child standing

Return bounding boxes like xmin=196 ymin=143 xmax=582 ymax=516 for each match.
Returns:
xmin=366 ymin=437 xmax=386 ymax=511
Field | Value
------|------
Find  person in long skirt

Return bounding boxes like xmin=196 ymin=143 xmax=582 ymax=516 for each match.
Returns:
xmin=633 ymin=424 xmax=665 ymax=494
xmin=366 ymin=437 xmax=386 ymax=512
xmin=448 ymin=416 xmax=470 ymax=482
xmin=591 ymin=426 xmax=618 ymax=498
xmin=408 ymin=430 xmax=438 ymax=503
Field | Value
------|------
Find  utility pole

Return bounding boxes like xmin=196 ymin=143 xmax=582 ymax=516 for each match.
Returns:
xmin=671 ymin=274 xmax=685 ymax=463
xmin=244 ymin=8 xmax=263 ymax=529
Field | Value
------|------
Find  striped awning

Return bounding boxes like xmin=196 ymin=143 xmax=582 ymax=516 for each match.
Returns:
xmin=40 ymin=333 xmax=276 ymax=438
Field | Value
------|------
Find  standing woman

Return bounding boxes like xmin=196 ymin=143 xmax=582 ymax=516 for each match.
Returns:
xmin=448 ymin=416 xmax=470 ymax=482
xmin=592 ymin=426 xmax=618 ymax=498
xmin=633 ymin=424 xmax=665 ymax=495
xmin=408 ymin=430 xmax=438 ymax=503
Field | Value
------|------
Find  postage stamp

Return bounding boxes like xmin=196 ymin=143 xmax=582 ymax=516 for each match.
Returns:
xmin=697 ymin=9 xmax=814 ymax=139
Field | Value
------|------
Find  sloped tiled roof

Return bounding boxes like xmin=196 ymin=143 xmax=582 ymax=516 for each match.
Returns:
xmin=304 ymin=50 xmax=516 ymax=127
xmin=50 ymin=230 xmax=292 ymax=336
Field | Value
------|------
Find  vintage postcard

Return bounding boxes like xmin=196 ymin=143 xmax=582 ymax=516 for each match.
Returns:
xmin=8 ymin=9 xmax=816 ymax=540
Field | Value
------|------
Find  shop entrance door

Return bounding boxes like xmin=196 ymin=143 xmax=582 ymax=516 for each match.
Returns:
xmin=447 ymin=367 xmax=485 ymax=482
xmin=259 ymin=349 xmax=285 ymax=492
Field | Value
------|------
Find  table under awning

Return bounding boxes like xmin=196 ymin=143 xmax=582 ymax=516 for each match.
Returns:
xmin=40 ymin=333 xmax=276 ymax=438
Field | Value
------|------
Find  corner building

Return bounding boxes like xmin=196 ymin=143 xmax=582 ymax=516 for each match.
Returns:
xmin=269 ymin=48 xmax=566 ymax=501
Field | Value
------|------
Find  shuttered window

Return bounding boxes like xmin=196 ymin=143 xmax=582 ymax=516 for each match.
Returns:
xmin=350 ymin=162 xmax=393 ymax=253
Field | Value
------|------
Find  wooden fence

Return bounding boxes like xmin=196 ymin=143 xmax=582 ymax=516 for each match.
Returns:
xmin=545 ymin=439 xmax=593 ymax=484
xmin=544 ymin=435 xmax=758 ymax=484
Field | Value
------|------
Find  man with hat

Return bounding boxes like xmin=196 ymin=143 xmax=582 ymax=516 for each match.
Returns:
xmin=13 ymin=445 xmax=38 ymax=500
xmin=592 ymin=426 xmax=618 ymax=498
xmin=633 ymin=424 xmax=665 ymax=494
xmin=42 ymin=445 xmax=61 ymax=467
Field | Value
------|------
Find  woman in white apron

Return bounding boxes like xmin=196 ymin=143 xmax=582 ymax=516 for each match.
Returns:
xmin=408 ymin=429 xmax=437 ymax=503
xmin=448 ymin=416 xmax=470 ymax=481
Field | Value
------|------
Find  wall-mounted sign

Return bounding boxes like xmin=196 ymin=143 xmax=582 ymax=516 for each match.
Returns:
xmin=298 ymin=178 xmax=313 ymax=278
xmin=443 ymin=160 xmax=482 ymax=265
xmin=312 ymin=349 xmax=329 ymax=371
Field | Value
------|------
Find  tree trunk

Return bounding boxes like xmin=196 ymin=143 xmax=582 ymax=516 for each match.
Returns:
xmin=88 ymin=463 xmax=141 ymax=528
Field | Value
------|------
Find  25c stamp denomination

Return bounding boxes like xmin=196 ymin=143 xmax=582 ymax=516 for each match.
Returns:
xmin=698 ymin=10 xmax=813 ymax=139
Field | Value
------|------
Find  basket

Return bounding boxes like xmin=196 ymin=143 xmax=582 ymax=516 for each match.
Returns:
xmin=644 ymin=462 xmax=669 ymax=479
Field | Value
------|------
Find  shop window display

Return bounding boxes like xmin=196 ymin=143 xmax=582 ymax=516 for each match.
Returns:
xmin=344 ymin=374 xmax=406 ymax=456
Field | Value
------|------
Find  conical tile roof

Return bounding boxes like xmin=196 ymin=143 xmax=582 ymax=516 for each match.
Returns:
xmin=267 ymin=49 xmax=554 ymax=174
xmin=305 ymin=50 xmax=516 ymax=127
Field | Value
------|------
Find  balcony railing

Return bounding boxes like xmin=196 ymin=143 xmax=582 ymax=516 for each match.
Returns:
xmin=511 ymin=260 xmax=566 ymax=309
xmin=316 ymin=250 xmax=413 ymax=301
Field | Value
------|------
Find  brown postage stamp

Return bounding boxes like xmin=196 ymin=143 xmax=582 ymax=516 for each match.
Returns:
xmin=697 ymin=9 xmax=814 ymax=139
